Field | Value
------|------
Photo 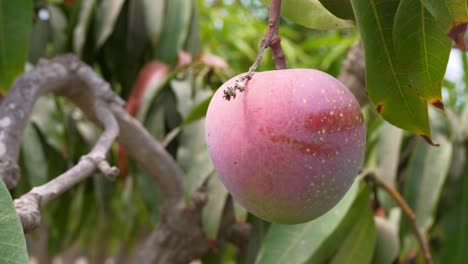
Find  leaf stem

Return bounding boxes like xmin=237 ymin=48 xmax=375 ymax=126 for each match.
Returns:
xmin=223 ymin=0 xmax=286 ymax=100
xmin=362 ymin=170 xmax=432 ymax=264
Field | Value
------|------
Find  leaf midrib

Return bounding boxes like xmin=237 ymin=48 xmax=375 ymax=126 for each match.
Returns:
xmin=370 ymin=0 xmax=415 ymax=121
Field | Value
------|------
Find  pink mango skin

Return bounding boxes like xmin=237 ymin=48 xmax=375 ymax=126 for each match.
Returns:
xmin=205 ymin=69 xmax=365 ymax=224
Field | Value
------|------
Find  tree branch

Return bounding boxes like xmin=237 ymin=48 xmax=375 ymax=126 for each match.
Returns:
xmin=362 ymin=170 xmax=432 ymax=264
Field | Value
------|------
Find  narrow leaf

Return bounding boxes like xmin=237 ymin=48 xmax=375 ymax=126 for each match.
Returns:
xmin=0 ymin=0 xmax=33 ymax=92
xmin=21 ymin=123 xmax=48 ymax=186
xmin=260 ymin=0 xmax=353 ymax=30
xmin=73 ymin=0 xmax=96 ymax=55
xmin=154 ymin=0 xmax=192 ymax=64
xmin=351 ymin=0 xmax=432 ymax=138
xmin=441 ymin=160 xmax=468 ymax=263
xmin=142 ymin=0 xmax=165 ymax=46
xmin=0 ymin=180 xmax=28 ymax=264
xmin=94 ymin=0 xmax=125 ymax=49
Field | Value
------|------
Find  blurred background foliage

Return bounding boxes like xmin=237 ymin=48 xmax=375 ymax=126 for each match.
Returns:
xmin=0 ymin=0 xmax=467 ymax=263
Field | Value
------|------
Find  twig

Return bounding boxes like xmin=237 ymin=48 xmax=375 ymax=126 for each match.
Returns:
xmin=362 ymin=170 xmax=432 ymax=264
xmin=223 ymin=0 xmax=286 ymax=100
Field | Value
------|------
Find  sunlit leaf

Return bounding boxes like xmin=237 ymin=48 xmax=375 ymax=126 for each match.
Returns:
xmin=0 ymin=180 xmax=28 ymax=264
xmin=142 ymin=0 xmax=165 ymax=46
xmin=260 ymin=0 xmax=354 ymax=30
xmin=393 ymin=0 xmax=452 ymax=105
xmin=155 ymin=0 xmax=192 ymax=64
xmin=0 ymin=0 xmax=33 ymax=92
xmin=94 ymin=0 xmax=125 ymax=49
xmin=351 ymin=0 xmax=432 ymax=138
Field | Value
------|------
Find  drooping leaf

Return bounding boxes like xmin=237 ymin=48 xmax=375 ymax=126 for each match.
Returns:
xmin=0 ymin=0 xmax=33 ymax=92
xmin=178 ymin=121 xmax=214 ymax=198
xmin=73 ymin=0 xmax=96 ymax=56
xmin=28 ymin=8 xmax=50 ymax=64
xmin=94 ymin=0 xmax=125 ymax=49
xmin=260 ymin=0 xmax=354 ymax=30
xmin=441 ymin=160 xmax=468 ymax=263
xmin=202 ymin=174 xmax=228 ymax=239
xmin=375 ymin=122 xmax=403 ymax=208
xmin=142 ymin=0 xmax=165 ymax=46
xmin=21 ymin=123 xmax=48 ymax=186
xmin=242 ymin=215 xmax=271 ymax=264
xmin=154 ymin=0 xmax=192 ymax=64
xmin=393 ymin=0 xmax=452 ymax=106
xmin=351 ymin=0 xmax=431 ymax=138
xmin=48 ymin=5 xmax=68 ymax=54
xmin=320 ymin=0 xmax=355 ymax=20
xmin=255 ymin=182 xmax=359 ymax=264
xmin=401 ymin=135 xmax=452 ymax=252
xmin=126 ymin=0 xmax=147 ymax=61
xmin=184 ymin=3 xmax=201 ymax=55
xmin=375 ymin=122 xmax=403 ymax=189
xmin=420 ymin=0 xmax=468 ymax=49
xmin=181 ymin=95 xmax=212 ymax=126
xmin=329 ymin=187 xmax=376 ymax=264
xmin=0 ymin=180 xmax=28 ymax=264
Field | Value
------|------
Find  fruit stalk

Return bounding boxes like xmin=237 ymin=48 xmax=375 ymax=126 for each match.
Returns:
xmin=223 ymin=0 xmax=286 ymax=100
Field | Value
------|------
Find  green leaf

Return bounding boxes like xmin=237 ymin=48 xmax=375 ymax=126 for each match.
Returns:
xmin=181 ymin=95 xmax=212 ymax=126
xmin=420 ymin=0 xmax=468 ymax=38
xmin=320 ymin=0 xmax=355 ymax=20
xmin=329 ymin=188 xmax=376 ymax=264
xmin=441 ymin=160 xmax=468 ymax=263
xmin=73 ymin=0 xmax=96 ymax=56
xmin=393 ymin=0 xmax=452 ymax=104
xmin=243 ymin=215 xmax=271 ymax=264
xmin=401 ymin=135 xmax=452 ymax=251
xmin=202 ymin=175 xmax=228 ymax=239
xmin=49 ymin=5 xmax=68 ymax=54
xmin=142 ymin=0 xmax=165 ymax=46
xmin=375 ymin=122 xmax=403 ymax=208
xmin=0 ymin=180 xmax=28 ymax=264
xmin=255 ymin=182 xmax=359 ymax=264
xmin=260 ymin=0 xmax=354 ymax=30
xmin=28 ymin=9 xmax=50 ymax=64
xmin=21 ymin=123 xmax=48 ymax=186
xmin=178 ymin=121 xmax=214 ymax=198
xmin=0 ymin=0 xmax=33 ymax=92
xmin=154 ymin=0 xmax=192 ymax=64
xmin=351 ymin=0 xmax=431 ymax=138
xmin=94 ymin=0 xmax=125 ymax=49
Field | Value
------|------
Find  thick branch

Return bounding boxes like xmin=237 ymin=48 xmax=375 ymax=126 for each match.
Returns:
xmin=0 ymin=55 xmax=184 ymax=233
xmin=363 ymin=171 xmax=432 ymax=264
